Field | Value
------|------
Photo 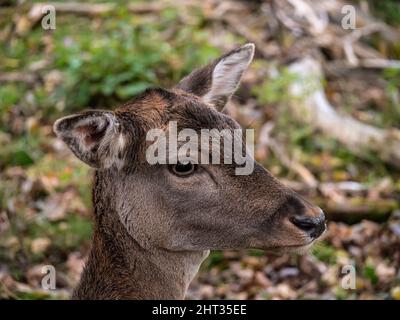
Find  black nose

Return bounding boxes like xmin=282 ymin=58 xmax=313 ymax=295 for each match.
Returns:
xmin=290 ymin=211 xmax=326 ymax=239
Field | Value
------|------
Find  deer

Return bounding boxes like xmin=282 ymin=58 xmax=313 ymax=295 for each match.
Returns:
xmin=53 ymin=43 xmax=326 ymax=300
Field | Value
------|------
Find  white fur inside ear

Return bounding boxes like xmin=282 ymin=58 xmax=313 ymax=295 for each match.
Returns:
xmin=54 ymin=112 xmax=126 ymax=169
xmin=203 ymin=43 xmax=255 ymax=108
xmin=96 ymin=114 xmax=126 ymax=168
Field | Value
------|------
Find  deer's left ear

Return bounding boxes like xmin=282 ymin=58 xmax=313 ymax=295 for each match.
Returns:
xmin=176 ymin=43 xmax=255 ymax=111
xmin=53 ymin=111 xmax=126 ymax=169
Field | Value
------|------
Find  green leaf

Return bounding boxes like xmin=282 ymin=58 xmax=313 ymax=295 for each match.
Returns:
xmin=116 ymin=83 xmax=152 ymax=99
xmin=363 ymin=265 xmax=379 ymax=285
xmin=9 ymin=150 xmax=34 ymax=167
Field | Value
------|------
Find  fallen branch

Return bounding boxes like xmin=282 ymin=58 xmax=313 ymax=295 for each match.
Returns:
xmin=221 ymin=15 xmax=280 ymax=59
xmin=28 ymin=3 xmax=116 ymax=20
xmin=280 ymin=179 xmax=368 ymax=194
xmin=279 ymin=179 xmax=396 ymax=222
xmin=359 ymin=59 xmax=400 ymax=69
xmin=317 ymin=197 xmax=396 ymax=223
xmin=342 ymin=23 xmax=386 ymax=65
xmin=258 ymin=122 xmax=319 ymax=188
xmin=204 ymin=5 xmax=281 ymax=59
xmin=0 ymin=72 xmax=37 ymax=84
xmin=288 ymin=57 xmax=400 ymax=169
xmin=28 ymin=1 xmax=172 ymax=21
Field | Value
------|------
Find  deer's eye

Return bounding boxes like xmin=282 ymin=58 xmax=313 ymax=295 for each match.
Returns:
xmin=170 ymin=162 xmax=197 ymax=177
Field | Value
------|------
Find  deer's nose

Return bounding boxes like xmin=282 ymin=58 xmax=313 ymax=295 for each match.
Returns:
xmin=290 ymin=209 xmax=326 ymax=239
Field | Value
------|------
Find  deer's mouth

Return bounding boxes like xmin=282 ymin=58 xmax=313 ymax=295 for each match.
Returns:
xmin=258 ymin=240 xmax=317 ymax=255
xmin=281 ymin=242 xmax=315 ymax=254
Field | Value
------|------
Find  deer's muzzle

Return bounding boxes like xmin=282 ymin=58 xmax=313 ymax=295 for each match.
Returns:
xmin=289 ymin=209 xmax=326 ymax=239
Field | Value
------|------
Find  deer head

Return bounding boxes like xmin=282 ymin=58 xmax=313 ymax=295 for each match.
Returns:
xmin=54 ymin=44 xmax=325 ymax=299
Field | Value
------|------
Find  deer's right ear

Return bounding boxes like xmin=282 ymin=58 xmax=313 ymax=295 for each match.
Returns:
xmin=53 ymin=111 xmax=126 ymax=169
xmin=176 ymin=43 xmax=255 ymax=111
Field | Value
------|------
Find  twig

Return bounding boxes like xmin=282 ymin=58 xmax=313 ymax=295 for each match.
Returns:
xmin=28 ymin=1 xmax=173 ymax=21
xmin=343 ymin=23 xmax=385 ymax=65
xmin=360 ymin=59 xmax=400 ymax=69
xmin=0 ymin=72 xmax=37 ymax=84
xmin=258 ymin=122 xmax=319 ymax=188
xmin=29 ymin=3 xmax=116 ymax=20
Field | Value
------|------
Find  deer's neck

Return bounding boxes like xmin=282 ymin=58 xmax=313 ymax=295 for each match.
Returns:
xmin=73 ymin=172 xmax=208 ymax=300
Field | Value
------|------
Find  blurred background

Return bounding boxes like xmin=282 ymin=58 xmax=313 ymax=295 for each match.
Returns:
xmin=1 ymin=0 xmax=400 ymax=300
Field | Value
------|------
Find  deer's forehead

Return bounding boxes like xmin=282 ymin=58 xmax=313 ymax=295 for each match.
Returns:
xmin=116 ymin=88 xmax=239 ymax=131
xmin=172 ymin=106 xmax=240 ymax=131
xmin=116 ymin=88 xmax=173 ymax=118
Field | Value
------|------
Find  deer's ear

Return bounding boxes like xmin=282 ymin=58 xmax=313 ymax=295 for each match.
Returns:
xmin=176 ymin=43 xmax=255 ymax=111
xmin=53 ymin=111 xmax=126 ymax=169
